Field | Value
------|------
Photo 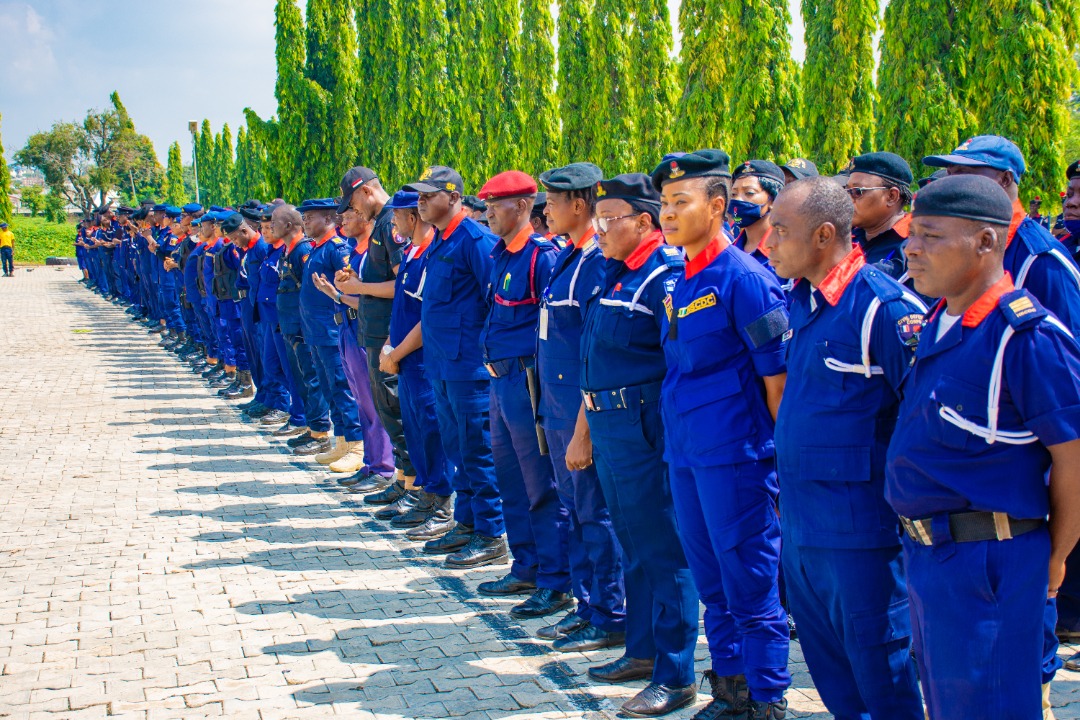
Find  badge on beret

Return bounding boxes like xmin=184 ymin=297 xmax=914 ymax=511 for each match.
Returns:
xmin=669 ymin=161 xmax=685 ymax=179
xmin=957 ymin=138 xmax=973 ymax=151
xmin=896 ymin=313 xmax=924 ymax=347
xmin=596 ymin=182 xmax=606 ymax=197
xmin=789 ymin=159 xmax=806 ymax=169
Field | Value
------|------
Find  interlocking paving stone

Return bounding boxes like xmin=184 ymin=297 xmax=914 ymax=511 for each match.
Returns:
xmin=1 ymin=268 xmax=1078 ymax=719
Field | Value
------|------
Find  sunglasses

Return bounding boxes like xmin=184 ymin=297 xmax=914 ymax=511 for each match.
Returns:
xmin=845 ymin=186 xmax=888 ymax=199
xmin=596 ymin=214 xmax=638 ymax=232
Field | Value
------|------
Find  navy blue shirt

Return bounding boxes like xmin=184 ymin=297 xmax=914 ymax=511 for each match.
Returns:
xmin=360 ymin=205 xmax=409 ymax=347
xmin=390 ymin=233 xmax=434 ymax=369
xmin=853 ymin=214 xmax=909 ymax=282
xmin=481 ymin=226 xmax=556 ymax=362
xmin=300 ymin=230 xmax=350 ymax=345
xmin=1004 ymin=202 xmax=1080 ymax=336
xmin=276 ymin=235 xmax=312 ymax=336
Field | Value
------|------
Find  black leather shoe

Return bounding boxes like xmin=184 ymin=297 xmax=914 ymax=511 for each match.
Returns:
xmin=553 ymin=624 xmax=625 ymax=653
xmin=510 ymin=588 xmax=572 ymax=619
xmin=391 ymin=490 xmax=436 ymax=527
xmin=422 ymin=523 xmax=473 ymax=554
xmin=293 ymin=436 xmax=331 ymax=456
xmin=406 ymin=497 xmax=454 ymax=541
xmin=537 ymin=611 xmax=590 ymax=640
xmin=245 ymin=404 xmax=272 ymax=419
xmin=744 ymin=697 xmax=787 ymax=720
xmin=588 ymin=656 xmax=655 ymax=684
xmin=477 ymin=573 xmax=536 ymax=597
xmin=374 ymin=491 xmax=418 ymax=521
xmin=237 ymin=398 xmax=260 ymax=412
xmin=445 ymin=534 xmax=508 ymax=569
xmin=209 ymin=372 xmax=235 ymax=389
xmin=273 ymin=422 xmax=307 ymax=438
xmin=201 ymin=363 xmax=222 ymax=378
xmin=286 ymin=430 xmax=313 ymax=447
xmin=619 ymin=682 xmax=696 ymax=718
xmin=345 ymin=472 xmax=393 ymax=494
xmin=692 ymin=672 xmax=748 ymax=720
xmin=363 ymin=479 xmax=406 ymax=504
xmin=258 ymin=410 xmax=290 ymax=425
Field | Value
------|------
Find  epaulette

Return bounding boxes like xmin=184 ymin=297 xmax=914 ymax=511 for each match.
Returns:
xmin=999 ymin=289 xmax=1048 ymax=330
xmin=658 ymin=244 xmax=686 ymax=269
xmin=860 ymin=266 xmax=904 ymax=304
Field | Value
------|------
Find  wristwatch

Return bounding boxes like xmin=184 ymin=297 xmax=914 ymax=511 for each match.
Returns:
xmin=382 ymin=345 xmax=394 ymax=357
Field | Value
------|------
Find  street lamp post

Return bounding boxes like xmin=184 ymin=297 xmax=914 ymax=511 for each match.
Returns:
xmin=188 ymin=121 xmax=200 ymax=204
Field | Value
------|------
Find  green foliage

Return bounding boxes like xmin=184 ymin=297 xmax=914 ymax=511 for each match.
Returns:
xmin=234 ymin=126 xmax=272 ymax=203
xmin=801 ymin=0 xmax=879 ymax=173
xmin=7 ymin=217 xmax=76 ymax=264
xmin=590 ymin=0 xmax=637 ymax=170
xmin=954 ymin=0 xmax=1080 ymax=204
xmin=444 ymin=0 xmax=489 ymax=188
xmin=484 ymin=0 xmax=527 ymax=178
xmin=43 ymin=193 xmax=66 ymax=224
xmin=214 ymin=125 xmax=236 ymax=206
xmin=163 ymin=142 xmax=186 ymax=206
xmin=397 ymin=0 xmax=450 ymax=182
xmin=15 ymin=94 xmax=160 ymax=217
xmin=0 ymin=114 xmax=12 ymax=224
xmin=518 ymin=0 xmax=560 ymax=175
xmin=20 ymin=185 xmax=46 ymax=217
xmin=196 ymin=119 xmax=216 ymax=204
xmin=631 ymin=0 xmax=678 ymax=169
xmin=557 ymin=0 xmax=600 ymax=166
xmin=876 ymin=0 xmax=967 ymax=178
xmin=272 ymin=0 xmax=311 ymax=200
xmin=673 ymin=0 xmax=731 ymax=153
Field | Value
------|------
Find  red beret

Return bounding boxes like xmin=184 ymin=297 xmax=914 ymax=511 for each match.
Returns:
xmin=477 ymin=170 xmax=538 ymax=200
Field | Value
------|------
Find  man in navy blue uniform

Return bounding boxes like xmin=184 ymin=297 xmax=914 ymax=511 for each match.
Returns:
xmin=405 ymin=165 xmax=507 ymax=568
xmin=297 ymin=198 xmax=365 ymax=467
xmin=534 ymin=162 xmax=627 ymax=653
xmin=765 ymin=176 xmax=925 ymax=720
xmin=654 ymin=150 xmax=791 ymax=720
xmin=232 ymin=203 xmax=270 ymax=406
xmin=844 ymin=152 xmax=914 ymax=282
xmin=887 ymin=174 xmax=1080 ymax=720
xmin=472 ymin=170 xmax=571 ymax=619
xmin=582 ymin=169 xmax=698 ymax=717
xmin=1060 ymin=160 xmax=1080 ymax=259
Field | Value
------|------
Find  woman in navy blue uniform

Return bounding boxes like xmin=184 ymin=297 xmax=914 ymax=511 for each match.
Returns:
xmin=729 ymin=160 xmax=786 ymax=277
xmin=582 ymin=171 xmax=699 ymax=718
xmin=653 ymin=151 xmax=791 ymax=720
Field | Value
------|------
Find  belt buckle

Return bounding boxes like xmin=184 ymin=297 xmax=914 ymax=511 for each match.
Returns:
xmin=901 ymin=517 xmax=933 ymax=545
xmin=485 ymin=363 xmax=498 ymax=378
xmin=618 ymin=387 xmax=628 ymax=409
xmin=582 ymin=392 xmax=598 ymax=412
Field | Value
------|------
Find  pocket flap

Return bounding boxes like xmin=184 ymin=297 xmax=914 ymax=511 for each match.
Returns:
xmin=852 ymin=598 xmax=911 ymax=648
xmin=672 ymin=368 xmax=741 ymax=412
xmin=798 ymin=446 xmax=872 ymax=482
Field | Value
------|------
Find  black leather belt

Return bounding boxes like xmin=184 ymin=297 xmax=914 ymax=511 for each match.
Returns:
xmin=900 ymin=511 xmax=1044 ymax=546
xmin=484 ymin=356 xmax=534 ymax=378
xmin=582 ymin=381 xmax=662 ymax=412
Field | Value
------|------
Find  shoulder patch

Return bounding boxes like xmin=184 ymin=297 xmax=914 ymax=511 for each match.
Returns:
xmin=896 ymin=312 xmax=924 ymax=347
xmin=999 ymin=289 xmax=1047 ymax=329
xmin=663 ymin=277 xmax=678 ymax=293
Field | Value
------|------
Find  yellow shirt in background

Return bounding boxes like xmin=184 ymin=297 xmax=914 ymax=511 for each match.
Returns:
xmin=0 ymin=230 xmax=14 ymax=248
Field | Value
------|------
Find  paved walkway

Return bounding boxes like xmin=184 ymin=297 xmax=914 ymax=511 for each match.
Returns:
xmin=0 ymin=268 xmax=1078 ymax=720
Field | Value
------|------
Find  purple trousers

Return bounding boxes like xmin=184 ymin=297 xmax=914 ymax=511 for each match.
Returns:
xmin=339 ymin=319 xmax=395 ymax=477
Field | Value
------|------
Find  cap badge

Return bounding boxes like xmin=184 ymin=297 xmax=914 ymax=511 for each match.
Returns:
xmin=446 ymin=182 xmax=456 ymax=192
xmin=420 ymin=167 xmax=434 ymax=181
xmin=669 ymin=161 xmax=685 ymax=179
xmin=957 ymin=138 xmax=973 ymax=151
xmin=789 ymin=158 xmax=806 ymax=168
xmin=596 ymin=183 xmax=606 ymax=197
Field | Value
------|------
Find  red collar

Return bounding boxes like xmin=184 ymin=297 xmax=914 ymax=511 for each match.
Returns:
xmin=412 ymin=227 xmax=435 ymax=257
xmin=624 ymin=230 xmax=665 ymax=271
xmin=1006 ymin=199 xmax=1025 ymax=248
xmin=817 ymin=245 xmax=866 ymax=306
xmin=961 ymin=273 xmax=1015 ymax=328
xmin=892 ymin=213 xmax=911 ymax=239
xmin=270 ymin=239 xmax=285 ymax=250
xmin=686 ymin=233 xmax=730 ymax=278
xmin=442 ymin=209 xmax=469 ymax=240
xmin=245 ymin=233 xmax=262 ymax=251
xmin=286 ymin=232 xmax=304 ymax=254
xmin=312 ymin=229 xmax=336 ymax=248
xmin=568 ymin=226 xmax=596 ymax=249
xmin=503 ymin=224 xmax=533 ymax=254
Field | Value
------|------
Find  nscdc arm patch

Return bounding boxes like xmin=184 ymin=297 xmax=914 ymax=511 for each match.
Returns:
xmin=896 ymin=313 xmax=924 ymax=347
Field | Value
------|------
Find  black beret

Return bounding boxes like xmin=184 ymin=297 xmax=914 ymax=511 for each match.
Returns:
xmin=539 ymin=162 xmax=603 ymax=192
xmin=597 ymin=173 xmax=661 ymax=209
xmin=917 ymin=169 xmax=948 ymax=189
xmin=732 ymin=159 xmax=785 ymax=185
xmin=650 ymin=148 xmax=731 ymax=190
xmin=847 ymin=151 xmax=913 ymax=186
xmin=911 ymin=174 xmax=1014 ymax=225
xmin=239 ymin=205 xmax=264 ymax=222
xmin=462 ymin=195 xmax=487 ymax=212
xmin=781 ymin=158 xmax=819 ymax=180
xmin=531 ymin=191 xmax=547 ymax=217
xmin=1068 ymin=159 xmax=1079 ymax=180
xmin=116 ymin=206 xmax=136 ymax=216
xmin=220 ymin=212 xmax=246 ymax=234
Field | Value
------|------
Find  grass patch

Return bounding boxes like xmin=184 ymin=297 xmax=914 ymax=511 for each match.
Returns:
xmin=6 ymin=216 xmax=77 ymax=265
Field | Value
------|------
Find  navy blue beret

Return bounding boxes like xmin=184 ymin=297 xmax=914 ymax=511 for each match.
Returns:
xmin=297 ymin=198 xmax=338 ymax=213
xmin=917 ymin=169 xmax=948 ymax=189
xmin=597 ymin=173 xmax=661 ymax=209
xmin=462 ymin=195 xmax=488 ymax=212
xmin=164 ymin=206 xmax=183 ymax=219
xmin=239 ymin=205 xmax=264 ymax=222
xmin=531 ymin=191 xmax=547 ymax=217
xmin=847 ymin=152 xmax=913 ymax=186
xmin=116 ymin=206 xmax=136 ymax=216
xmin=181 ymin=203 xmax=203 ymax=215
xmin=732 ymin=160 xmax=785 ymax=185
xmin=911 ymin=174 xmax=1014 ymax=225
xmin=650 ymin=149 xmax=731 ymax=190
xmin=539 ymin=162 xmax=603 ymax=192
xmin=220 ymin=212 xmax=246 ymax=234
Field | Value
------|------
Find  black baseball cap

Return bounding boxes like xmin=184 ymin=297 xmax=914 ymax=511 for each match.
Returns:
xmin=337 ymin=166 xmax=379 ymax=213
xmin=403 ymin=166 xmax=465 ymax=195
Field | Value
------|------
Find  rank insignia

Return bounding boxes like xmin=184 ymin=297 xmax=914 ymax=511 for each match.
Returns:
xmin=1008 ymin=296 xmax=1037 ymax=318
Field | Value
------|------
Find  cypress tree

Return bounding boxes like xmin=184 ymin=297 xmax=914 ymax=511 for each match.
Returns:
xmin=876 ymin=0 xmax=966 ymax=178
xmin=722 ymin=0 xmax=801 ymax=162
xmin=0 ymin=114 xmax=12 ymax=224
xmin=672 ymin=0 xmax=730 ymax=153
xmin=518 ymin=0 xmax=560 ymax=175
xmin=801 ymin=0 xmax=878 ymax=173
xmin=445 ymin=0 xmax=489 ymax=186
xmin=556 ymin=0 xmax=599 ymax=165
xmin=243 ymin=109 xmax=284 ymax=199
xmin=484 ymin=0 xmax=527 ymax=175
xmin=196 ymin=120 xmax=216 ymax=205
xmin=274 ymin=0 xmax=312 ymax=200
xmin=955 ymin=0 xmax=1079 ymax=202
xmin=631 ymin=0 xmax=678 ymax=168
xmin=320 ymin=0 xmax=362 ymax=192
xmin=591 ymin=0 xmax=637 ymax=170
xmin=215 ymin=125 xmax=236 ymax=207
xmin=164 ymin=141 xmax=186 ymax=206
xmin=398 ymin=0 xmax=451 ymax=180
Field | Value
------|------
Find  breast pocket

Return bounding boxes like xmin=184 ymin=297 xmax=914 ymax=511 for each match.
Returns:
xmin=676 ymin=305 xmax=735 ymax=373
xmin=597 ymin=307 xmax=635 ymax=346
xmin=806 ymin=340 xmax=863 ymax=406
xmin=425 ymin=259 xmax=455 ymax=302
xmin=668 ymin=368 xmax=752 ymax=454
xmin=930 ymin=376 xmax=987 ymax=451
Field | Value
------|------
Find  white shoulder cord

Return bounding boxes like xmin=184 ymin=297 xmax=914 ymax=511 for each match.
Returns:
xmin=823 ymin=291 xmax=928 ymax=378
xmin=1015 ymin=248 xmax=1080 ymax=290
xmin=938 ymin=315 xmax=1073 ymax=445
xmin=598 ymin=264 xmax=668 ymax=316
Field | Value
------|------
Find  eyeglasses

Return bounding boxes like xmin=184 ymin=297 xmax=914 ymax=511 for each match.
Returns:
xmin=596 ymin=214 xmax=638 ymax=232
xmin=845 ymin=186 xmax=888 ymax=199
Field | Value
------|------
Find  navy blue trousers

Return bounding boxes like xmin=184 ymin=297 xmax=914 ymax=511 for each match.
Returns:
xmin=310 ymin=343 xmax=362 ymax=442
xmin=399 ymin=360 xmax=452 ymax=495
xmin=283 ymin=332 xmax=330 ymax=433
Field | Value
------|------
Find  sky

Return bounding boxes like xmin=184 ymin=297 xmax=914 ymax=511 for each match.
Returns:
xmin=0 ymin=0 xmax=806 ymax=165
